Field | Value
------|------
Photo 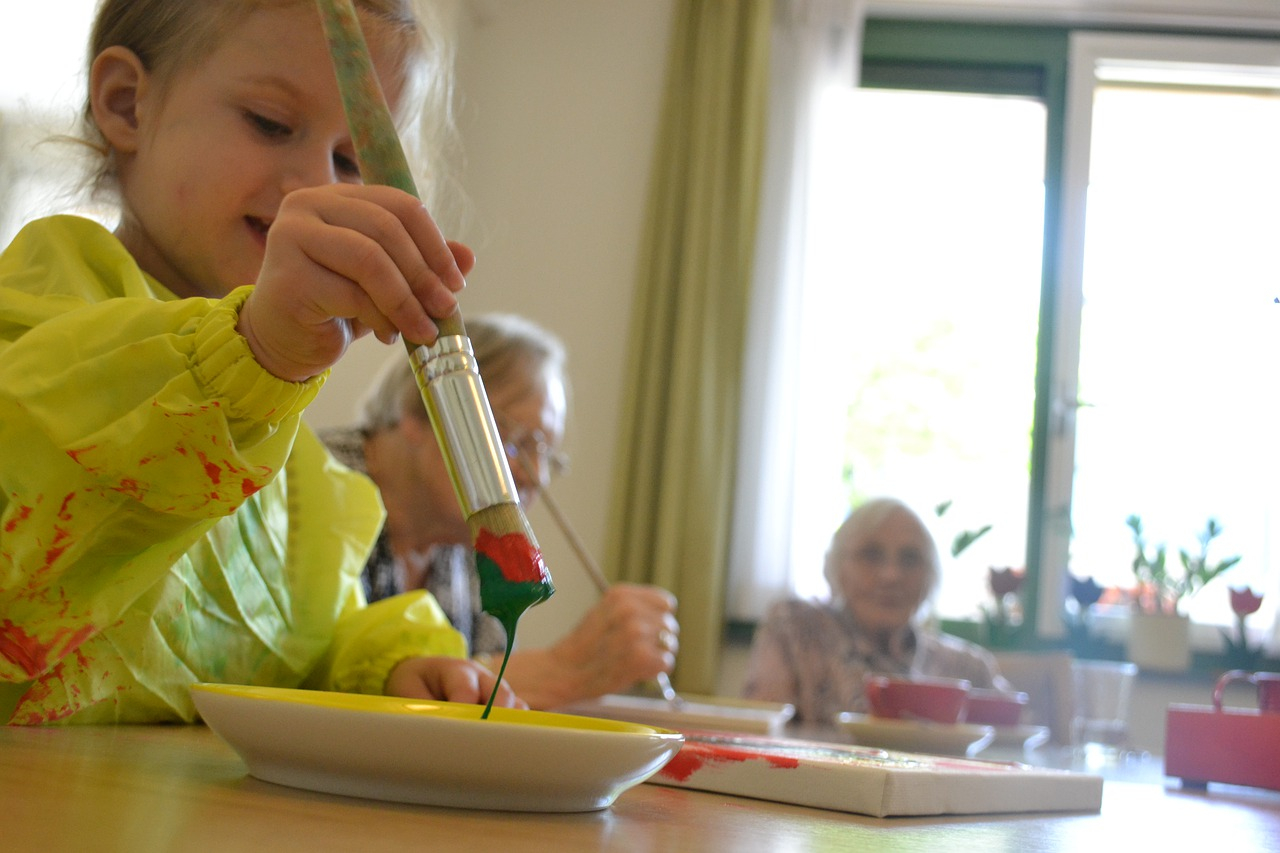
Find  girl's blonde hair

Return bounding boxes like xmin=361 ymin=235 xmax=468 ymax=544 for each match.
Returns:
xmin=81 ymin=0 xmax=460 ymax=226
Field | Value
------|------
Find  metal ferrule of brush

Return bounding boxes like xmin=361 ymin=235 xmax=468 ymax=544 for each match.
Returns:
xmin=409 ymin=335 xmax=519 ymax=515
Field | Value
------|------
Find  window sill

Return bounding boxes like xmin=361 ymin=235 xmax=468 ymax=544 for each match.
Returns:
xmin=939 ymin=616 xmax=1280 ymax=678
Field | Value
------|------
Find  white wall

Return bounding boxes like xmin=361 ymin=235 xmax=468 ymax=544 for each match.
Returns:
xmin=307 ymin=0 xmax=676 ymax=649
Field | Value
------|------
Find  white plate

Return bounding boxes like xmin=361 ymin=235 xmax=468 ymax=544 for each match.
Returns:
xmin=191 ymin=683 xmax=683 ymax=812
xmin=989 ymin=723 xmax=1051 ymax=751
xmin=557 ymin=693 xmax=796 ymax=736
xmin=833 ymin=712 xmax=995 ymax=757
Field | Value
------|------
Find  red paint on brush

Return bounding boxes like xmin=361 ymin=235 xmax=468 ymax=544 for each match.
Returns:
xmin=474 ymin=529 xmax=550 ymax=585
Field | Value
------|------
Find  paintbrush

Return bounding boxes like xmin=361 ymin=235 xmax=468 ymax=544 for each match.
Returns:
xmin=515 ymin=456 xmax=684 ymax=708
xmin=316 ymin=0 xmax=554 ymax=714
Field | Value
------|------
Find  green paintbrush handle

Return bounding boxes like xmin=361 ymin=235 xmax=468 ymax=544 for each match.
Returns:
xmin=315 ymin=0 xmax=464 ymax=338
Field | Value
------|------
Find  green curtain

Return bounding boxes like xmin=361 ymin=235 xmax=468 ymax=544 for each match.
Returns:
xmin=605 ymin=0 xmax=772 ymax=694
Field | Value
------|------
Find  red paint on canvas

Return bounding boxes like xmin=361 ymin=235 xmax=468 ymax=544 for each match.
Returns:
xmin=658 ymin=743 xmax=801 ymax=783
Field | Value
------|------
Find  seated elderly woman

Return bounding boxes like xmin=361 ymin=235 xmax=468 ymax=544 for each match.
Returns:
xmin=322 ymin=314 xmax=679 ymax=711
xmin=742 ymin=497 xmax=1009 ymax=723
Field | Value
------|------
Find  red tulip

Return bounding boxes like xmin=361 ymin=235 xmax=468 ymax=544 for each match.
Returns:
xmin=1229 ymin=586 xmax=1263 ymax=617
xmin=989 ymin=566 xmax=1024 ymax=598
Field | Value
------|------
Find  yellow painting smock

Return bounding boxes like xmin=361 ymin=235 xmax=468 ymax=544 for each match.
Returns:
xmin=0 ymin=215 xmax=465 ymax=724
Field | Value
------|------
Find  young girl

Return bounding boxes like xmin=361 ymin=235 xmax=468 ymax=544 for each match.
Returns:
xmin=0 ymin=0 xmax=523 ymax=724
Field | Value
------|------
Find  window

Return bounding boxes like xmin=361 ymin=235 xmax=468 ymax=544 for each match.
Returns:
xmin=788 ymin=21 xmax=1280 ymax=652
xmin=794 ymin=81 xmax=1047 ymax=619
xmin=1049 ymin=32 xmax=1280 ymax=644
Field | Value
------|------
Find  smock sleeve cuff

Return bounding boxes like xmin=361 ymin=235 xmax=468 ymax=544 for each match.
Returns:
xmin=322 ymin=591 xmax=469 ymax=696
xmin=191 ymin=285 xmax=325 ymax=422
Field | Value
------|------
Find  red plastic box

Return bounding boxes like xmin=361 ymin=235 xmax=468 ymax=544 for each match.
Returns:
xmin=1164 ymin=704 xmax=1280 ymax=791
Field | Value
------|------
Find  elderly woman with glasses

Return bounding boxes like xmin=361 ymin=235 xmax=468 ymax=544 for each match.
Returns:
xmin=742 ymin=497 xmax=1009 ymax=723
xmin=320 ymin=314 xmax=679 ymax=711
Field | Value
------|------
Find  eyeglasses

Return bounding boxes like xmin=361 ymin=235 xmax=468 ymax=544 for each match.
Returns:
xmin=838 ymin=545 xmax=929 ymax=574
xmin=493 ymin=411 xmax=569 ymax=483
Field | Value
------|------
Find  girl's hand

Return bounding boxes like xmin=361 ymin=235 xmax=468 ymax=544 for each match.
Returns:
xmin=237 ymin=184 xmax=476 ymax=382
xmin=385 ymin=656 xmax=526 ymax=709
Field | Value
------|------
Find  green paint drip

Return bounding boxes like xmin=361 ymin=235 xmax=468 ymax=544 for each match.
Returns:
xmin=476 ymin=550 xmax=555 ymax=718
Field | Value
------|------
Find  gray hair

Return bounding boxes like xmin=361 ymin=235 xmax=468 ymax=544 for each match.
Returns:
xmin=356 ymin=313 xmax=568 ymax=433
xmin=822 ymin=497 xmax=942 ymax=603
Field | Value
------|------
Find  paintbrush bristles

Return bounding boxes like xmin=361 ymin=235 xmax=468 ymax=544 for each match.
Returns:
xmin=467 ymin=503 xmax=543 ymax=563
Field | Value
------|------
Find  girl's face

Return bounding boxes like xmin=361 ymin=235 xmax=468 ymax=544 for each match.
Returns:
xmin=831 ymin=509 xmax=932 ymax=636
xmin=111 ymin=4 xmax=409 ymax=299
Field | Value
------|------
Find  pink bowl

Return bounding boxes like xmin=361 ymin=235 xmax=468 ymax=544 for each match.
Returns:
xmin=863 ymin=675 xmax=971 ymax=724
xmin=963 ymin=688 xmax=1029 ymax=726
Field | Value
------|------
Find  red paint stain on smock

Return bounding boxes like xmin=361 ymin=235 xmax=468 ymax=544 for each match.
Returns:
xmin=197 ymin=452 xmax=223 ymax=485
xmin=4 ymin=504 xmax=32 ymax=533
xmin=66 ymin=446 xmax=98 ymax=466
xmin=111 ymin=479 xmax=145 ymax=500
xmin=0 ymin=621 xmax=96 ymax=679
xmin=44 ymin=526 xmax=72 ymax=567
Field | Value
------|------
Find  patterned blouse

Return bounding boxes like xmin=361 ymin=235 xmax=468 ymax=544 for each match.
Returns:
xmin=319 ymin=426 xmax=509 ymax=658
xmin=742 ymin=598 xmax=1009 ymax=724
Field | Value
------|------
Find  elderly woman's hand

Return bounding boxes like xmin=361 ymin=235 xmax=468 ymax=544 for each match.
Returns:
xmin=493 ymin=583 xmax=680 ymax=710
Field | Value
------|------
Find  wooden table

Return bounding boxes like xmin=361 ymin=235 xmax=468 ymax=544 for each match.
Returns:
xmin=5 ymin=725 xmax=1280 ymax=852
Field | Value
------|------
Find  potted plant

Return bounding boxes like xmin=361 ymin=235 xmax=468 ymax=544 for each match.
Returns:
xmin=983 ymin=566 xmax=1025 ymax=647
xmin=1065 ymin=573 xmax=1118 ymax=659
xmin=933 ymin=501 xmax=1001 ymax=643
xmin=1221 ymin=586 xmax=1264 ymax=670
xmin=1125 ymin=515 xmax=1241 ymax=672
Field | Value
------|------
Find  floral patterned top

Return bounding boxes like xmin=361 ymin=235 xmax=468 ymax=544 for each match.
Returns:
xmin=742 ymin=598 xmax=1009 ymax=724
